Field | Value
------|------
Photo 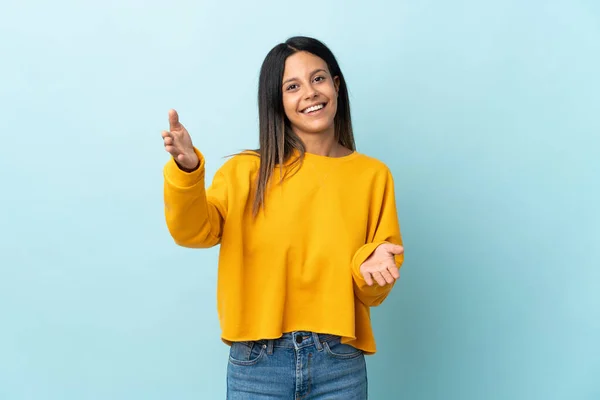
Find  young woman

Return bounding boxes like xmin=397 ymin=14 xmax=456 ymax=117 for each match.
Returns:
xmin=161 ymin=36 xmax=404 ymax=399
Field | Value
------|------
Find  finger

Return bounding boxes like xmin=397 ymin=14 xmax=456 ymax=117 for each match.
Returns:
xmin=388 ymin=244 xmax=404 ymax=255
xmin=169 ymin=109 xmax=181 ymax=131
xmin=380 ymin=269 xmax=396 ymax=284
xmin=163 ymin=136 xmax=174 ymax=146
xmin=161 ymin=130 xmax=172 ymax=139
xmin=372 ymin=271 xmax=387 ymax=287
xmin=362 ymin=271 xmax=374 ymax=286
xmin=165 ymin=145 xmax=178 ymax=156
xmin=388 ymin=265 xmax=400 ymax=280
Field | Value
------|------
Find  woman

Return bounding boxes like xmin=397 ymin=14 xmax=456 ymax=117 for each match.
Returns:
xmin=161 ymin=36 xmax=404 ymax=399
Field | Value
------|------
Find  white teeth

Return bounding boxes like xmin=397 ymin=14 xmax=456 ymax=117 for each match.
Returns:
xmin=303 ymin=103 xmax=324 ymax=113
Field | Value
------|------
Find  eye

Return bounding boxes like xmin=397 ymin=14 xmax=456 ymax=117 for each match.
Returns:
xmin=314 ymin=76 xmax=327 ymax=83
xmin=285 ymin=83 xmax=298 ymax=91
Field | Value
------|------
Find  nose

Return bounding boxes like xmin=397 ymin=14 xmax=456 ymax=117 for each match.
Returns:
xmin=303 ymin=84 xmax=319 ymax=100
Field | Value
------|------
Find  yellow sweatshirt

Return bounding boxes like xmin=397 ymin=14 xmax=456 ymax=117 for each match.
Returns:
xmin=163 ymin=147 xmax=404 ymax=354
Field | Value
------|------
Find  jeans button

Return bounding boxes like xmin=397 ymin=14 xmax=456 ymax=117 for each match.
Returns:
xmin=295 ymin=335 xmax=303 ymax=344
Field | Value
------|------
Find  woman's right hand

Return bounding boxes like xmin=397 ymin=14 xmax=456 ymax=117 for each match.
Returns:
xmin=162 ymin=109 xmax=200 ymax=171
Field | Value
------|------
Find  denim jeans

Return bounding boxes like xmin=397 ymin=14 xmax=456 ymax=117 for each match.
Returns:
xmin=226 ymin=331 xmax=368 ymax=399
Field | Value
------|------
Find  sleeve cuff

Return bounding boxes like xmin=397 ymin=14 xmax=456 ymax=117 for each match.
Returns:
xmin=351 ymin=241 xmax=387 ymax=280
xmin=163 ymin=147 xmax=206 ymax=188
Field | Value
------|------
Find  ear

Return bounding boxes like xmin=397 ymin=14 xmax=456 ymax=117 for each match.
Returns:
xmin=334 ymin=76 xmax=340 ymax=94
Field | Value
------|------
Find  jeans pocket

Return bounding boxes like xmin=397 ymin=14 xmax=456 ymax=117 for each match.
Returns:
xmin=323 ymin=339 xmax=363 ymax=360
xmin=228 ymin=341 xmax=266 ymax=366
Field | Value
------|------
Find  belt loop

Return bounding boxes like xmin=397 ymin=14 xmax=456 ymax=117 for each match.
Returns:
xmin=267 ymin=339 xmax=274 ymax=355
xmin=312 ymin=332 xmax=323 ymax=352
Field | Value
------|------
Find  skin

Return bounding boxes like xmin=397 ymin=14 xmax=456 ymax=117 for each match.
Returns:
xmin=161 ymin=110 xmax=197 ymax=171
xmin=359 ymin=243 xmax=403 ymax=287
xmin=281 ymin=51 xmax=351 ymax=157
xmin=161 ymin=52 xmax=403 ymax=287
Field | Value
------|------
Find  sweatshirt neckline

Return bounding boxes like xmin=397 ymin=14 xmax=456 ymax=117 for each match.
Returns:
xmin=302 ymin=150 xmax=359 ymax=163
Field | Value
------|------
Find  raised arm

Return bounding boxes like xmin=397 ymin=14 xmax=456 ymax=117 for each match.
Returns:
xmin=162 ymin=109 xmax=227 ymax=248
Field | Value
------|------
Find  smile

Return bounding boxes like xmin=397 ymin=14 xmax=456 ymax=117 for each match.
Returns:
xmin=301 ymin=103 xmax=327 ymax=114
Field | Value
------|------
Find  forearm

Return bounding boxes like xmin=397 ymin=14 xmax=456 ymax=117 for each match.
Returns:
xmin=163 ymin=148 xmax=223 ymax=248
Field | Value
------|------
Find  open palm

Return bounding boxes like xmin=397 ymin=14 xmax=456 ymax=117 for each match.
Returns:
xmin=359 ymin=243 xmax=404 ymax=286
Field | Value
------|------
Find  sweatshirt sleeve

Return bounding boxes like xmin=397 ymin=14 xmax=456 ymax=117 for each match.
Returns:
xmin=351 ymin=168 xmax=404 ymax=307
xmin=163 ymin=147 xmax=227 ymax=248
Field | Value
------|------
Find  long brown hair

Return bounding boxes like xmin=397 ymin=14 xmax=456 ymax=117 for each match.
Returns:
xmin=252 ymin=36 xmax=356 ymax=215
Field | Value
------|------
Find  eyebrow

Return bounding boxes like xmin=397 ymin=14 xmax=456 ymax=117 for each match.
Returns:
xmin=282 ymin=68 xmax=327 ymax=86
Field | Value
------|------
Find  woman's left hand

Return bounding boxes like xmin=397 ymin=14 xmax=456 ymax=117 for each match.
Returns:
xmin=359 ymin=243 xmax=404 ymax=286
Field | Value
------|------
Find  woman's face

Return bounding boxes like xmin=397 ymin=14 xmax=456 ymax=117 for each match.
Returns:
xmin=281 ymin=51 xmax=340 ymax=138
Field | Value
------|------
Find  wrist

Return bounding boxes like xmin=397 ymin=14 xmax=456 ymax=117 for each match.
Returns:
xmin=175 ymin=157 xmax=200 ymax=172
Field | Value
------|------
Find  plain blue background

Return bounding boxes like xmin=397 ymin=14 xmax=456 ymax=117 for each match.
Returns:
xmin=1 ymin=0 xmax=599 ymax=399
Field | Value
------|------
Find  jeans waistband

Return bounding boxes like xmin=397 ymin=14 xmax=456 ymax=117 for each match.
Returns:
xmin=246 ymin=331 xmax=340 ymax=354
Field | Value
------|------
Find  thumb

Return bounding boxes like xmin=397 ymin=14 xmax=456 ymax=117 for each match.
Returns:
xmin=168 ymin=109 xmax=181 ymax=130
xmin=384 ymin=243 xmax=404 ymax=255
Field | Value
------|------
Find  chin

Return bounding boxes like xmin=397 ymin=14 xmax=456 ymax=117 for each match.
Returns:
xmin=299 ymin=122 xmax=335 ymax=135
xmin=294 ymin=114 xmax=336 ymax=134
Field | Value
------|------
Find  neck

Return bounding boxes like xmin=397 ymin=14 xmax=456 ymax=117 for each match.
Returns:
xmin=295 ymin=127 xmax=348 ymax=157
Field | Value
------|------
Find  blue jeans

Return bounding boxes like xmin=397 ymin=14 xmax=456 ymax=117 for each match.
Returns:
xmin=226 ymin=331 xmax=367 ymax=399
